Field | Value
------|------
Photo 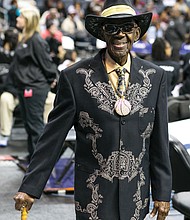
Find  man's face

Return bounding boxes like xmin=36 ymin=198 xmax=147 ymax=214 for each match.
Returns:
xmin=102 ymin=22 xmax=140 ymax=65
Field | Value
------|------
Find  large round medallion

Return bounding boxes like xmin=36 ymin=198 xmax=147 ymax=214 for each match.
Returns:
xmin=114 ymin=98 xmax=131 ymax=116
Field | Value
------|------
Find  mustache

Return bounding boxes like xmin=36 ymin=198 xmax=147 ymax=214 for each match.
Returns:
xmin=111 ymin=34 xmax=131 ymax=42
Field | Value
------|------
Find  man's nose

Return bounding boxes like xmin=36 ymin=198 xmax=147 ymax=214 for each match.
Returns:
xmin=115 ymin=28 xmax=125 ymax=35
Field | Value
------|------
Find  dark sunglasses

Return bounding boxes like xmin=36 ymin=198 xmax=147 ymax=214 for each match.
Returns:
xmin=103 ymin=22 xmax=137 ymax=35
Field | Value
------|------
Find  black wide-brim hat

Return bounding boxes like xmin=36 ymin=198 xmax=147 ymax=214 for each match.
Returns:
xmin=85 ymin=0 xmax=152 ymax=42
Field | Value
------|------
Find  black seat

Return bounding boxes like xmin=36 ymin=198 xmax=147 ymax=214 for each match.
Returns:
xmin=169 ymin=135 xmax=190 ymax=220
xmin=169 ymin=135 xmax=190 ymax=193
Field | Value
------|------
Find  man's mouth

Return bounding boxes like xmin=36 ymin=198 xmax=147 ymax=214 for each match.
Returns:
xmin=113 ymin=42 xmax=128 ymax=48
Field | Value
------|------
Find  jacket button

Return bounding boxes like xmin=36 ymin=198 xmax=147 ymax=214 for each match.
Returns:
xmin=120 ymin=170 xmax=124 ymax=175
xmin=121 ymin=120 xmax=126 ymax=125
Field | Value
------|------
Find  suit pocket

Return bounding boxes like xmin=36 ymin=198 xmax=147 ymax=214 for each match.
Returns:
xmin=75 ymin=162 xmax=97 ymax=174
xmin=138 ymin=107 xmax=155 ymax=134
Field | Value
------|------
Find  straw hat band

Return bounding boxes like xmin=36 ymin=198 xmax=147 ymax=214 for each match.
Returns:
xmin=101 ymin=5 xmax=136 ymax=17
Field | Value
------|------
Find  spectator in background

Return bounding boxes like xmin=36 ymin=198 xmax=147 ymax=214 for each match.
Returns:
xmin=40 ymin=0 xmax=55 ymax=15
xmin=179 ymin=34 xmax=190 ymax=58
xmin=0 ymin=28 xmax=56 ymax=147
xmin=0 ymin=27 xmax=19 ymax=95
xmin=131 ymin=32 xmax=152 ymax=60
xmin=0 ymin=28 xmax=19 ymax=147
xmin=61 ymin=5 xmax=86 ymax=41
xmin=146 ymin=13 xmax=164 ymax=44
xmin=145 ymin=0 xmax=157 ymax=14
xmin=0 ymin=28 xmax=18 ymax=67
xmin=179 ymin=60 xmax=190 ymax=95
xmin=58 ymin=35 xmax=79 ymax=71
xmin=8 ymin=7 xmax=58 ymax=162
xmin=56 ymin=0 xmax=67 ymax=25
xmin=173 ymin=0 xmax=189 ymax=17
xmin=0 ymin=90 xmax=56 ymax=148
xmin=151 ymin=37 xmax=181 ymax=96
xmin=165 ymin=7 xmax=186 ymax=61
xmin=58 ymin=49 xmax=78 ymax=72
xmin=158 ymin=6 xmax=170 ymax=33
xmin=179 ymin=35 xmax=190 ymax=95
xmin=7 ymin=0 xmax=20 ymax=28
xmin=74 ymin=1 xmax=85 ymax=20
xmin=41 ymin=19 xmax=65 ymax=66
xmin=45 ymin=37 xmax=65 ymax=66
xmin=85 ymin=0 xmax=104 ymax=16
xmin=133 ymin=0 xmax=145 ymax=13
xmin=40 ymin=7 xmax=60 ymax=32
xmin=41 ymin=19 xmax=63 ymax=43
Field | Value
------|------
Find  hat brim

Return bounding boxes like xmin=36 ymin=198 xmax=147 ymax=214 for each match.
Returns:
xmin=85 ymin=12 xmax=152 ymax=42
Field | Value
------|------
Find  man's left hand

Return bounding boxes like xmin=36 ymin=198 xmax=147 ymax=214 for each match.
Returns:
xmin=150 ymin=201 xmax=170 ymax=220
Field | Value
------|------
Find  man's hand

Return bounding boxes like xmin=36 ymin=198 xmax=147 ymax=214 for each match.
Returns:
xmin=13 ymin=192 xmax=35 ymax=212
xmin=150 ymin=201 xmax=170 ymax=220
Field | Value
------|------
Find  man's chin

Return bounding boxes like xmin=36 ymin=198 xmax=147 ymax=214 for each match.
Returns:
xmin=110 ymin=52 xmax=129 ymax=65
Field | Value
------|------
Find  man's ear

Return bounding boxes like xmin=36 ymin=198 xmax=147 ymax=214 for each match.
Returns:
xmin=134 ymin=27 xmax=141 ymax=42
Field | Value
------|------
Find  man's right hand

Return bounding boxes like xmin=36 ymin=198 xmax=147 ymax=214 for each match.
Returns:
xmin=13 ymin=192 xmax=35 ymax=212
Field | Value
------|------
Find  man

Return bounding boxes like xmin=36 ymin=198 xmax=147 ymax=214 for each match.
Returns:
xmin=61 ymin=5 xmax=86 ymax=41
xmin=13 ymin=0 xmax=172 ymax=219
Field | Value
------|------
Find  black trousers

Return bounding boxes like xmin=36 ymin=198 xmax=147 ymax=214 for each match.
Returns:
xmin=18 ymin=87 xmax=49 ymax=161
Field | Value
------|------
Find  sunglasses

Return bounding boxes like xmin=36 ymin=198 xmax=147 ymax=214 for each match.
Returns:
xmin=103 ymin=22 xmax=137 ymax=35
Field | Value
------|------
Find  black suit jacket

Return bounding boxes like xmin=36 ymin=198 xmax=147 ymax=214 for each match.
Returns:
xmin=19 ymin=49 xmax=172 ymax=220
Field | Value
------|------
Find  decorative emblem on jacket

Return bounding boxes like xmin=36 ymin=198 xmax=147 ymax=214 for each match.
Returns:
xmin=127 ymin=67 xmax=155 ymax=115
xmin=77 ymin=68 xmax=116 ymax=114
xmin=76 ymin=111 xmax=151 ymax=220
xmin=77 ymin=66 xmax=156 ymax=116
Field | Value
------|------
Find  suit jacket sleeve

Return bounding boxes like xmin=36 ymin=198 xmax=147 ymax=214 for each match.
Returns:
xmin=18 ymin=71 xmax=76 ymax=198
xmin=150 ymin=69 xmax=172 ymax=202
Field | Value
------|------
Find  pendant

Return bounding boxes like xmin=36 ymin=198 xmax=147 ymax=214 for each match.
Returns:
xmin=114 ymin=98 xmax=131 ymax=116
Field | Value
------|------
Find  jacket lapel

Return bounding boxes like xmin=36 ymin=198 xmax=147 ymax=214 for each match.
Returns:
xmin=88 ymin=49 xmax=109 ymax=85
xmin=130 ymin=55 xmax=143 ymax=86
xmin=89 ymin=50 xmax=143 ymax=87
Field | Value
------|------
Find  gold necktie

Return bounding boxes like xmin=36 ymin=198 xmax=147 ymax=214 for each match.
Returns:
xmin=115 ymin=67 xmax=127 ymax=98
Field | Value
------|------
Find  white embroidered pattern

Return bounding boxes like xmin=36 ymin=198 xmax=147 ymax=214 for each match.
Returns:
xmin=76 ymin=68 xmax=116 ymax=115
xmin=127 ymin=67 xmax=156 ymax=115
xmin=77 ymin=67 xmax=156 ymax=116
xmin=75 ymin=112 xmax=154 ymax=220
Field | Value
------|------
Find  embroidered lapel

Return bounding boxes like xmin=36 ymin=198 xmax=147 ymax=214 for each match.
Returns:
xmin=77 ymin=50 xmax=116 ymax=114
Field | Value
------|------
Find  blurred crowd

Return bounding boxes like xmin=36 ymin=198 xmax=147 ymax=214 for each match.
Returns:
xmin=0 ymin=0 xmax=190 ymax=148
xmin=1 ymin=0 xmax=190 ymax=74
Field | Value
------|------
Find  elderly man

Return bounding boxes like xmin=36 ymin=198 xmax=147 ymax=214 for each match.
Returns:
xmin=14 ymin=0 xmax=172 ymax=219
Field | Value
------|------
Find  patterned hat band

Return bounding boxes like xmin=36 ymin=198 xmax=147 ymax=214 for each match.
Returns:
xmin=101 ymin=5 xmax=136 ymax=17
